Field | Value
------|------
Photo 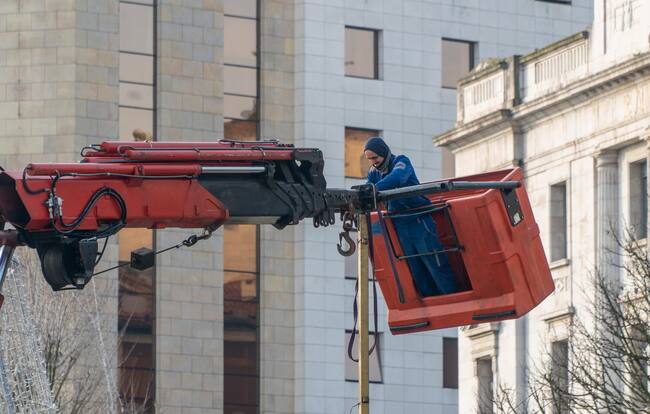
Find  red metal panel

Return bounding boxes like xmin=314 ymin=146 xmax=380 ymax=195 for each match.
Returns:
xmin=26 ymin=163 xmax=202 ymax=177
xmin=2 ymin=172 xmax=228 ymax=232
xmin=370 ymin=168 xmax=554 ymax=334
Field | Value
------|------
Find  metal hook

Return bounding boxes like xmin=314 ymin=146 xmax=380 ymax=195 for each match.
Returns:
xmin=337 ymin=231 xmax=356 ymax=256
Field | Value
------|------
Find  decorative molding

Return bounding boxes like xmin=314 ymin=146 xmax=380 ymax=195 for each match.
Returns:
xmin=594 ymin=148 xmax=619 ymax=166
xmin=542 ymin=305 xmax=575 ymax=324
xmin=434 ymin=52 xmax=650 ymax=152
xmin=461 ymin=322 xmax=500 ymax=339
xmin=549 ymin=257 xmax=570 ymax=270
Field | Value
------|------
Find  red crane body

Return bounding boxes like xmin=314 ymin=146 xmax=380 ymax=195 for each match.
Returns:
xmin=0 ymin=140 xmax=554 ymax=333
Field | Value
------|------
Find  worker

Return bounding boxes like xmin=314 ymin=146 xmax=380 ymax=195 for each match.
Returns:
xmin=364 ymin=137 xmax=458 ymax=296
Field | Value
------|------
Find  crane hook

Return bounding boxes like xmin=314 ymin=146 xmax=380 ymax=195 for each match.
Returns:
xmin=337 ymin=230 xmax=356 ymax=256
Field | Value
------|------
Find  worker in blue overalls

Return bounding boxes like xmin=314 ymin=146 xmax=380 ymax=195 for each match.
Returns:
xmin=364 ymin=137 xmax=458 ymax=296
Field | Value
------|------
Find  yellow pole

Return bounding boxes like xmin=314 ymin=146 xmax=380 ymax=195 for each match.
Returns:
xmin=357 ymin=215 xmax=370 ymax=414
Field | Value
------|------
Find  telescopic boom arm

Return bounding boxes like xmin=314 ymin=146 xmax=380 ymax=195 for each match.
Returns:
xmin=0 ymin=140 xmax=518 ymax=295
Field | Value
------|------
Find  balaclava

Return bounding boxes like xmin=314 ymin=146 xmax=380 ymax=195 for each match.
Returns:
xmin=364 ymin=137 xmax=393 ymax=174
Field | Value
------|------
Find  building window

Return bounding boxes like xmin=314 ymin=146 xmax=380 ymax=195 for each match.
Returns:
xmin=223 ymin=3 xmax=259 ymax=413
xmin=441 ymin=39 xmax=475 ymax=89
xmin=224 ymin=224 xmax=259 ymax=414
xmin=443 ymin=337 xmax=459 ymax=389
xmin=224 ymin=2 xmax=258 ymax=141
xmin=345 ymin=127 xmax=381 ymax=179
xmin=345 ymin=331 xmax=383 ymax=383
xmin=629 ymin=160 xmax=647 ymax=240
xmin=118 ymin=1 xmax=156 ymax=411
xmin=550 ymin=182 xmax=568 ymax=262
xmin=345 ymin=27 xmax=379 ymax=79
xmin=477 ymin=357 xmax=493 ymax=414
xmin=628 ymin=325 xmax=648 ymax=396
xmin=536 ymin=0 xmax=571 ymax=4
xmin=550 ymin=340 xmax=569 ymax=414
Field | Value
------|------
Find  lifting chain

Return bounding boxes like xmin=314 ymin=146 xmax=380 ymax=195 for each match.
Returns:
xmin=337 ymin=211 xmax=358 ymax=257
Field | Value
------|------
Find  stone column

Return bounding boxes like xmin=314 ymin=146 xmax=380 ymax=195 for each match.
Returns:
xmin=594 ymin=150 xmax=620 ymax=284
xmin=646 ymin=135 xmax=650 ymax=257
xmin=155 ymin=1 xmax=224 ymax=412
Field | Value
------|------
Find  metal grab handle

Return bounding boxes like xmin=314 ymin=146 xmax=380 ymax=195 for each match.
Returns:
xmin=376 ymin=180 xmax=521 ymax=202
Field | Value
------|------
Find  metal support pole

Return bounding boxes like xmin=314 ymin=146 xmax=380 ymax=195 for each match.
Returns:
xmin=357 ymin=215 xmax=370 ymax=414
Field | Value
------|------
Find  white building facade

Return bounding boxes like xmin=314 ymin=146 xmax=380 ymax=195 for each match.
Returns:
xmin=434 ymin=0 xmax=650 ymax=412
xmin=0 ymin=0 xmax=592 ymax=413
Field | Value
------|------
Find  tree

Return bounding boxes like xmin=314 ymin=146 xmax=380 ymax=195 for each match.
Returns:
xmin=494 ymin=235 xmax=650 ymax=414
xmin=0 ymin=249 xmax=121 ymax=413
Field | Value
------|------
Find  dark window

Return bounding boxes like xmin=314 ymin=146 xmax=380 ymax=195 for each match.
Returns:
xmin=443 ymin=337 xmax=459 ymax=389
xmin=120 ymin=3 xmax=154 ymax=54
xmin=536 ymin=0 xmax=571 ymax=4
xmin=442 ymin=39 xmax=475 ymax=89
xmin=477 ymin=357 xmax=493 ymax=414
xmin=550 ymin=340 xmax=569 ymax=414
xmin=629 ymin=326 xmax=648 ymax=395
xmin=345 ymin=331 xmax=383 ymax=383
xmin=630 ymin=160 xmax=647 ymax=240
xmin=224 ymin=337 xmax=258 ymax=413
xmin=550 ymin=182 xmax=568 ymax=262
xmin=345 ymin=27 xmax=379 ymax=79
xmin=224 ymin=16 xmax=257 ymax=67
xmin=119 ymin=339 xmax=155 ymax=413
xmin=345 ymin=127 xmax=381 ymax=179
xmin=224 ymin=224 xmax=259 ymax=414
xmin=118 ymin=227 xmax=155 ymax=413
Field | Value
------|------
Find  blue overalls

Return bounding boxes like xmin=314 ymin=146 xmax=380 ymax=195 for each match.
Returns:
xmin=368 ymin=155 xmax=458 ymax=296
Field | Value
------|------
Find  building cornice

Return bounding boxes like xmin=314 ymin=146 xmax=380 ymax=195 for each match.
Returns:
xmin=434 ymin=110 xmax=516 ymax=150
xmin=519 ymin=30 xmax=590 ymax=64
xmin=434 ymin=52 xmax=650 ymax=151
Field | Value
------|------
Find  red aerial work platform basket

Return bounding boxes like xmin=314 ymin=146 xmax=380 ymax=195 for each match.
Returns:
xmin=369 ymin=168 xmax=554 ymax=334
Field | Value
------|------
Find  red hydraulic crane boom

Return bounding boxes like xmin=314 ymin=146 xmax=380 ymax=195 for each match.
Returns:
xmin=0 ymin=139 xmax=554 ymax=333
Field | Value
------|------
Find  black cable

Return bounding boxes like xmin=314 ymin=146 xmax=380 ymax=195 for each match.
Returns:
xmin=95 ymin=236 xmax=110 ymax=266
xmin=47 ymin=173 xmax=128 ymax=236
xmin=21 ymin=166 xmax=49 ymax=195
xmin=91 ymin=230 xmax=214 ymax=277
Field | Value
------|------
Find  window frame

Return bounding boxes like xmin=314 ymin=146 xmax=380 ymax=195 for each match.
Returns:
xmin=443 ymin=337 xmax=459 ymax=389
xmin=550 ymin=339 xmax=570 ymax=414
xmin=441 ymin=38 xmax=476 ymax=90
xmin=344 ymin=26 xmax=380 ymax=80
xmin=549 ymin=180 xmax=569 ymax=264
xmin=476 ymin=356 xmax=494 ymax=414
xmin=628 ymin=159 xmax=648 ymax=241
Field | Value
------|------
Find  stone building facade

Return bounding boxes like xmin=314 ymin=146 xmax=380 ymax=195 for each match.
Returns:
xmin=434 ymin=0 xmax=650 ymax=412
xmin=0 ymin=0 xmax=591 ymax=413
